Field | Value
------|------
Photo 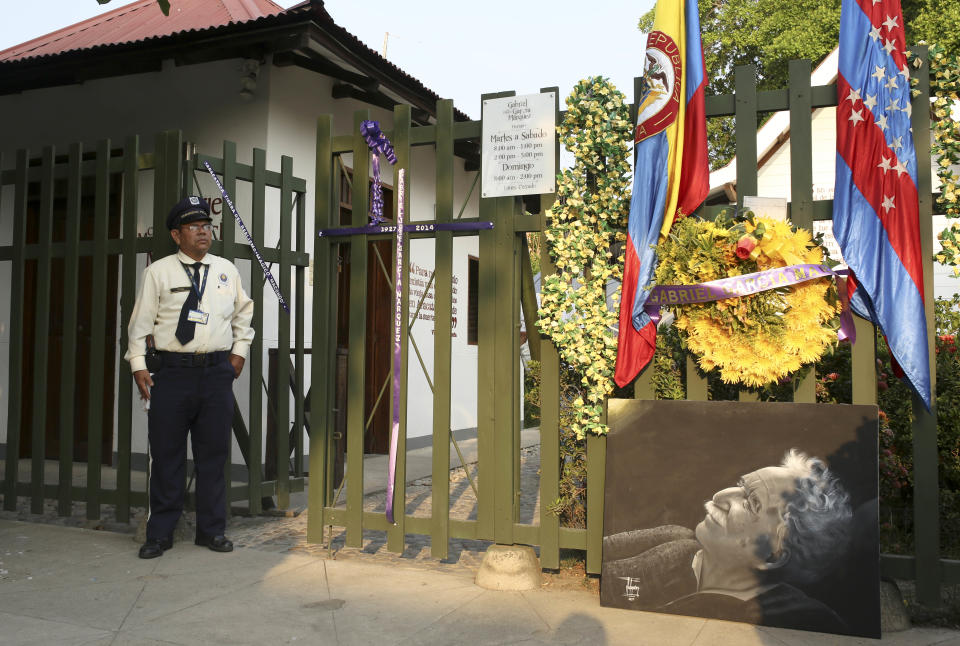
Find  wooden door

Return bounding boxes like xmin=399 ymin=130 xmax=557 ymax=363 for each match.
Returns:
xmin=335 ymin=169 xmax=394 ymax=454
xmin=19 ymin=177 xmax=120 ymax=463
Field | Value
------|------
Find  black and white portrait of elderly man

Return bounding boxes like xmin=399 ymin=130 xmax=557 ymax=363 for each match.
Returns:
xmin=601 ymin=449 xmax=854 ymax=634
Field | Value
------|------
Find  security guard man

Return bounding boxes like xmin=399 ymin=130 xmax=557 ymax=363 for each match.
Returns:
xmin=125 ymin=196 xmax=255 ymax=558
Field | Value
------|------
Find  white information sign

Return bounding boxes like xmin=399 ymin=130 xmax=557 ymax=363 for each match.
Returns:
xmin=482 ymin=92 xmax=556 ymax=198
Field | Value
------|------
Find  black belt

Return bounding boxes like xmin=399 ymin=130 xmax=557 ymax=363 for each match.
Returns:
xmin=159 ymin=350 xmax=229 ymax=367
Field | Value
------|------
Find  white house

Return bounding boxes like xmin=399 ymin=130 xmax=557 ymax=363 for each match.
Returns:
xmin=0 ymin=0 xmax=487 ymax=476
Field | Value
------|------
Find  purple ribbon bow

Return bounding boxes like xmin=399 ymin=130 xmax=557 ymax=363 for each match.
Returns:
xmin=360 ymin=120 xmax=397 ymax=226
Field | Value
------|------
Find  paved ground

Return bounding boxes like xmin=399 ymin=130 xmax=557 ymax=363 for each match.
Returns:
xmin=3 ymin=519 xmax=960 ymax=646
xmin=3 ymin=433 xmax=960 ymax=644
xmin=0 ymin=435 xmax=542 ymax=572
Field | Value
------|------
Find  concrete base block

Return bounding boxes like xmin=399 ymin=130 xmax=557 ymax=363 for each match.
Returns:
xmin=476 ymin=545 xmax=541 ymax=591
xmin=880 ymin=579 xmax=911 ymax=633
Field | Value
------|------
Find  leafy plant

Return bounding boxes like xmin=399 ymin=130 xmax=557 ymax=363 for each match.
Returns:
xmin=536 ymin=77 xmax=632 ymax=438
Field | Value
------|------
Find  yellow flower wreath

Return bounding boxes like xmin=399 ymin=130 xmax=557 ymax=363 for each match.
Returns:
xmin=654 ymin=215 xmax=843 ymax=388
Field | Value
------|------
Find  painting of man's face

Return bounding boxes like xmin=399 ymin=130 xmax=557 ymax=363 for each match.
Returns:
xmin=695 ymin=465 xmax=800 ymax=569
xmin=602 ymin=399 xmax=880 ymax=638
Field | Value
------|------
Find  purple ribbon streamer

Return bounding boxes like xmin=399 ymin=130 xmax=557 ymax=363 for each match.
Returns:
xmin=360 ymin=120 xmax=397 ymax=225
xmin=645 ymin=263 xmax=856 ymax=344
xmin=203 ymin=161 xmax=290 ymax=314
xmin=318 ymin=221 xmax=493 ymax=237
xmin=386 ymin=169 xmax=406 ymax=525
xmin=370 ymin=156 xmax=384 ymax=225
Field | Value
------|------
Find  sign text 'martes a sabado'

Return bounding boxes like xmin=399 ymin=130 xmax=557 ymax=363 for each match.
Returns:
xmin=482 ymin=92 xmax=556 ymax=198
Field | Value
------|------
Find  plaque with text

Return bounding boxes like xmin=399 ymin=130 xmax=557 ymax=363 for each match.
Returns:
xmin=481 ymin=92 xmax=556 ymax=198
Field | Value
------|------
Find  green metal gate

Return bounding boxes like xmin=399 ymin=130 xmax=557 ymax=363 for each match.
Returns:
xmin=0 ymin=130 xmax=309 ymax=521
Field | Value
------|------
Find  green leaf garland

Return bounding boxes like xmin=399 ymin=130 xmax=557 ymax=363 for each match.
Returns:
xmin=917 ymin=45 xmax=960 ymax=274
xmin=536 ymin=77 xmax=632 ymax=438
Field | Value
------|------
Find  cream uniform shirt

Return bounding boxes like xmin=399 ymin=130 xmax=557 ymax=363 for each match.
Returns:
xmin=125 ymin=250 xmax=255 ymax=372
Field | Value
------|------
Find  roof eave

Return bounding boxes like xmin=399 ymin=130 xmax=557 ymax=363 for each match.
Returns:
xmin=0 ymin=18 xmax=313 ymax=96
xmin=0 ymin=4 xmax=471 ymax=123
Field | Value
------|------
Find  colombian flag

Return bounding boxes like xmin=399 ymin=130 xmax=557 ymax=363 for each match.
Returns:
xmin=614 ymin=0 xmax=709 ymax=387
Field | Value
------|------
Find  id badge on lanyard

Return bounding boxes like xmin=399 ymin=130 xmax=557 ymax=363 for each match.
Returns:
xmin=182 ymin=262 xmax=210 ymax=325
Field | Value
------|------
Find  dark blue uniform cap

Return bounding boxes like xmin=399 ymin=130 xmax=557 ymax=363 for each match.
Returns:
xmin=167 ymin=196 xmax=212 ymax=230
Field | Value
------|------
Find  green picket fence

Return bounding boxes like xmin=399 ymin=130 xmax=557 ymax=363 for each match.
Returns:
xmin=0 ymin=131 xmax=309 ymax=522
xmin=307 ymin=48 xmax=956 ymax=607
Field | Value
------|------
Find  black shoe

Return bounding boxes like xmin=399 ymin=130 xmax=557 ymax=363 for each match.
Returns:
xmin=195 ymin=534 xmax=233 ymax=553
xmin=138 ymin=537 xmax=173 ymax=559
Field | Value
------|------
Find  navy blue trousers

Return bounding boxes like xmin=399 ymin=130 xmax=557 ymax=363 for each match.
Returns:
xmin=146 ymin=354 xmax=234 ymax=540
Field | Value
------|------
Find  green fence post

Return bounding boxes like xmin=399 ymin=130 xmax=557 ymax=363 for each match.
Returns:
xmin=477 ymin=91 xmax=522 ymax=547
xmin=116 ymin=136 xmax=140 ymax=523
xmin=735 ymin=64 xmax=759 ymax=403
xmin=345 ymin=109 xmax=372 ymax=548
xmin=308 ymin=115 xmax=335 ymax=543
xmin=30 ymin=146 xmax=55 ymax=514
xmin=85 ymin=139 xmax=112 ymax=520
xmin=910 ymin=44 xmax=941 ymax=607
xmin=431 ymin=99 xmax=455 ymax=560
xmin=295 ymin=189 xmax=307 ymax=478
xmin=788 ymin=59 xmax=817 ymax=404
xmin=249 ymin=148 xmax=267 ymax=515
xmin=59 ymin=143 xmax=83 ymax=517
xmin=276 ymin=155 xmax=294 ymax=511
xmin=537 ymin=86 xmax=561 ymax=570
xmin=585 ymin=431 xmax=607 ymax=574
xmin=478 ymin=92 xmax=515 ymax=541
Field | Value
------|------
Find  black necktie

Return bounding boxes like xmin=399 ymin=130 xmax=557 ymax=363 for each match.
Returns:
xmin=175 ymin=262 xmax=203 ymax=345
